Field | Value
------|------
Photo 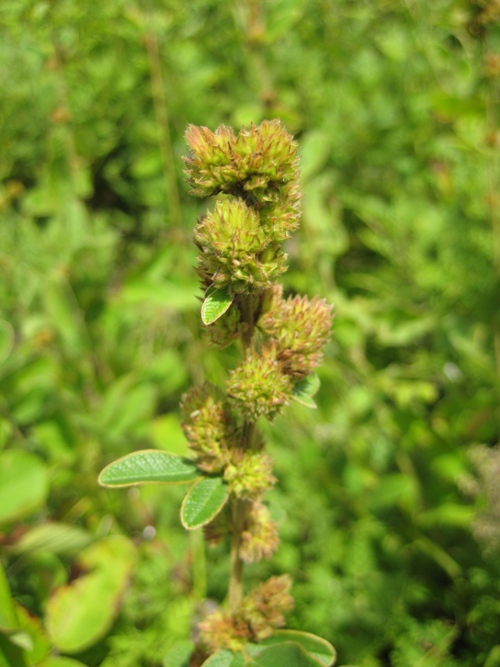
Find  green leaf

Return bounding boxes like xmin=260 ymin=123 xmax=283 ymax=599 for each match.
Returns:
xmin=43 ymin=659 xmax=88 ymax=667
xmin=98 ymin=450 xmax=200 ymax=487
xmin=45 ymin=535 xmax=136 ymax=653
xmin=181 ymin=477 xmax=228 ymax=530
xmin=0 ymin=450 xmax=49 ymax=525
xmin=13 ymin=604 xmax=52 ymax=666
xmin=163 ymin=640 xmax=195 ymax=667
xmin=0 ymin=633 xmax=29 ymax=667
xmin=11 ymin=523 xmax=92 ymax=556
xmin=200 ymin=650 xmax=235 ymax=667
xmin=247 ymin=642 xmax=331 ymax=667
xmin=224 ymin=632 xmax=335 ymax=667
xmin=201 ymin=285 xmax=233 ymax=325
xmin=260 ymin=631 xmax=336 ymax=667
xmin=0 ymin=564 xmax=18 ymax=633
xmin=292 ymin=374 xmax=320 ymax=409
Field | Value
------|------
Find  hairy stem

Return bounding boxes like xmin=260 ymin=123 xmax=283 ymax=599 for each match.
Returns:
xmin=228 ymin=293 xmax=257 ymax=611
xmin=228 ymin=499 xmax=245 ymax=613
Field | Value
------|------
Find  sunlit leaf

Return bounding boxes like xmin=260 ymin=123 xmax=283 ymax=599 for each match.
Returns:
xmin=292 ymin=374 xmax=320 ymax=409
xmin=260 ymin=631 xmax=336 ymax=666
xmin=0 ymin=451 xmax=49 ymax=525
xmin=201 ymin=285 xmax=233 ymax=325
xmin=45 ymin=536 xmax=136 ymax=653
xmin=181 ymin=477 xmax=228 ymax=529
xmin=98 ymin=450 xmax=200 ymax=487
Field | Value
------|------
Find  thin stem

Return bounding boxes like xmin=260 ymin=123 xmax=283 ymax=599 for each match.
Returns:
xmin=240 ymin=293 xmax=255 ymax=358
xmin=227 ymin=293 xmax=257 ymax=611
xmin=228 ymin=499 xmax=245 ymax=613
xmin=143 ymin=10 xmax=182 ymax=229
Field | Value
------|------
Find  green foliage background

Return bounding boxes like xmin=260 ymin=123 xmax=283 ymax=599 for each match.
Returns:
xmin=1 ymin=1 xmax=499 ymax=666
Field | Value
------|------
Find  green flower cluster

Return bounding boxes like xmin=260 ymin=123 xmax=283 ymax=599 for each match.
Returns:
xmin=259 ymin=284 xmax=334 ymax=378
xmin=184 ymin=120 xmax=301 ymax=298
xmin=184 ymin=121 xmax=300 ymax=205
xmin=198 ymin=575 xmax=293 ymax=653
xmin=182 ymin=120 xmax=334 ymax=657
xmin=180 ymin=383 xmax=236 ymax=474
xmin=194 ymin=198 xmax=287 ymax=293
xmin=180 ymin=383 xmax=276 ymax=499
xmin=227 ymin=343 xmax=293 ymax=422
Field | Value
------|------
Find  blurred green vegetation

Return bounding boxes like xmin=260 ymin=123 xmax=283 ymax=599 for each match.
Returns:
xmin=1 ymin=0 xmax=500 ymax=666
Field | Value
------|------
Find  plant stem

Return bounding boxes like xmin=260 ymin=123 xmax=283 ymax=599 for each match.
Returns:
xmin=228 ymin=499 xmax=245 ymax=613
xmin=143 ymin=10 xmax=182 ymax=229
xmin=227 ymin=293 xmax=257 ymax=612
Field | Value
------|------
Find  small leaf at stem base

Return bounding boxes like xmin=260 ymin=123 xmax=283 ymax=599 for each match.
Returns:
xmin=201 ymin=285 xmax=234 ymax=325
xmin=181 ymin=477 xmax=228 ymax=529
xmin=292 ymin=374 xmax=320 ymax=409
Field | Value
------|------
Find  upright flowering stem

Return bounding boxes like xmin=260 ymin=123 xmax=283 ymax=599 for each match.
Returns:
xmin=99 ymin=120 xmax=337 ymax=665
xmin=181 ymin=120 xmax=334 ymax=656
xmin=229 ymin=292 xmax=257 ymax=611
xmin=228 ymin=500 xmax=245 ymax=612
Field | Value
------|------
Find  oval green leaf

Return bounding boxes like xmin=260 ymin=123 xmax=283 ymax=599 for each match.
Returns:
xmin=11 ymin=523 xmax=92 ymax=556
xmin=247 ymin=642 xmax=328 ymax=667
xmin=45 ymin=535 xmax=135 ymax=653
xmin=260 ymin=631 xmax=336 ymax=667
xmin=0 ymin=450 xmax=49 ymax=525
xmin=201 ymin=650 xmax=236 ymax=667
xmin=98 ymin=450 xmax=200 ymax=487
xmin=0 ymin=563 xmax=19 ymax=633
xmin=181 ymin=477 xmax=228 ymax=530
xmin=201 ymin=285 xmax=234 ymax=325
xmin=292 ymin=374 xmax=320 ymax=409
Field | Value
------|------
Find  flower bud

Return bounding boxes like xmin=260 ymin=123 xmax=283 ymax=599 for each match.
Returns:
xmin=194 ymin=199 xmax=287 ymax=293
xmin=197 ymin=574 xmax=294 ymax=652
xmin=259 ymin=290 xmax=334 ymax=378
xmin=240 ymin=502 xmax=279 ymax=563
xmin=180 ymin=383 xmax=237 ymax=474
xmin=239 ymin=575 xmax=294 ymax=641
xmin=227 ymin=344 xmax=293 ymax=421
xmin=224 ymin=451 xmax=276 ymax=500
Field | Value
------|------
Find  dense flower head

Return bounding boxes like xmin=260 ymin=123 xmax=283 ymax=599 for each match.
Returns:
xmin=198 ymin=608 xmax=250 ymax=653
xmin=184 ymin=120 xmax=300 ymax=202
xmin=239 ymin=575 xmax=294 ymax=641
xmin=180 ymin=383 xmax=237 ymax=474
xmin=194 ymin=198 xmax=287 ymax=293
xmin=227 ymin=344 xmax=294 ymax=422
xmin=258 ymin=179 xmax=301 ymax=243
xmin=224 ymin=450 xmax=276 ymax=500
xmin=197 ymin=575 xmax=294 ymax=652
xmin=240 ymin=502 xmax=279 ymax=563
xmin=183 ymin=124 xmax=238 ymax=197
xmin=206 ymin=305 xmax=242 ymax=348
xmin=259 ymin=285 xmax=334 ymax=378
